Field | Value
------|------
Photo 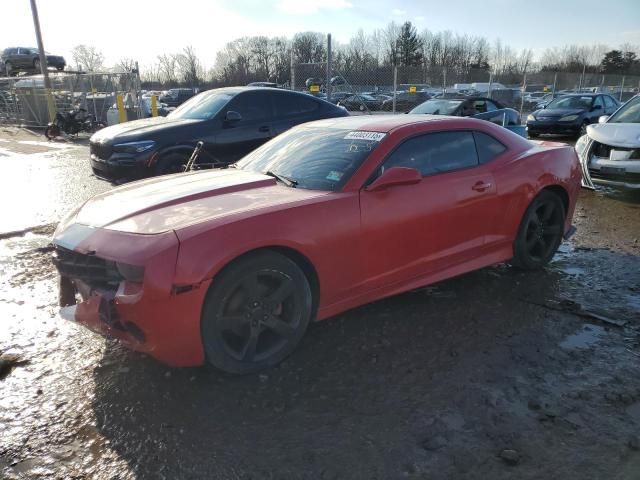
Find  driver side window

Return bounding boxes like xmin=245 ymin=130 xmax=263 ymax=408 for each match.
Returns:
xmin=381 ymin=131 xmax=479 ymax=177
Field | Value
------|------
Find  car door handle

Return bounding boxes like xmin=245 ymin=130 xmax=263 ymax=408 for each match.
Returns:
xmin=258 ymin=125 xmax=270 ymax=133
xmin=472 ymin=181 xmax=492 ymax=192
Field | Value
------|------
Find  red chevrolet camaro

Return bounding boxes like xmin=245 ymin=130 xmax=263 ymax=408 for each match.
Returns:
xmin=52 ymin=115 xmax=581 ymax=373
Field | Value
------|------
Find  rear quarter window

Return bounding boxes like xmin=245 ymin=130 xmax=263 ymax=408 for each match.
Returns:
xmin=473 ymin=132 xmax=507 ymax=164
xmin=274 ymin=94 xmax=320 ymax=117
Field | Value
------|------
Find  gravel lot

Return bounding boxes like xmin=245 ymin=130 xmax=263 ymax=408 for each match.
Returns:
xmin=0 ymin=127 xmax=639 ymax=479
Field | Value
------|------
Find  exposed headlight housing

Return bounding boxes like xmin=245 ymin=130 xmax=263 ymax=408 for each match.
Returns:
xmin=113 ymin=140 xmax=156 ymax=154
xmin=115 ymin=262 xmax=145 ymax=283
xmin=559 ymin=115 xmax=579 ymax=122
xmin=527 ymin=114 xmax=536 ymax=122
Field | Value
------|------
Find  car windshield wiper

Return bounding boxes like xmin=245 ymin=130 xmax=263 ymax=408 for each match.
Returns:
xmin=264 ymin=170 xmax=298 ymax=188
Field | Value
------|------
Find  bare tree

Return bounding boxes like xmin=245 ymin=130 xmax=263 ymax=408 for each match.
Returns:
xmin=383 ymin=21 xmax=401 ymax=66
xmin=177 ymin=46 xmax=202 ymax=86
xmin=157 ymin=53 xmax=179 ymax=86
xmin=71 ymin=45 xmax=105 ymax=72
xmin=114 ymin=57 xmax=136 ymax=73
xmin=292 ymin=32 xmax=326 ymax=63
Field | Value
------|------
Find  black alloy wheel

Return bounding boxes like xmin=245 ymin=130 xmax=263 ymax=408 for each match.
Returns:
xmin=512 ymin=190 xmax=566 ymax=270
xmin=202 ymin=251 xmax=312 ymax=374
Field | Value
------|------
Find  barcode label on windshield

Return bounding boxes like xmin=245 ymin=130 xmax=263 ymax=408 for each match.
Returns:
xmin=344 ymin=131 xmax=386 ymax=142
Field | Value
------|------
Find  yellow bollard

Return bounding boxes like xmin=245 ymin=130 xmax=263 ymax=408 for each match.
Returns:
xmin=116 ymin=94 xmax=126 ymax=123
xmin=151 ymin=95 xmax=158 ymax=117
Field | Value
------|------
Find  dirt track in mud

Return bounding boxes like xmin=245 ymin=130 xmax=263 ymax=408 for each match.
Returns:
xmin=1 ymin=129 xmax=639 ymax=479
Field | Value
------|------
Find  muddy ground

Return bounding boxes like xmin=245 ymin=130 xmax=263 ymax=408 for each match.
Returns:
xmin=0 ymin=128 xmax=639 ymax=479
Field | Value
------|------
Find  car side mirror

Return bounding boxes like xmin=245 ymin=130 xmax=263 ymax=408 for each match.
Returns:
xmin=366 ymin=167 xmax=422 ymax=192
xmin=598 ymin=115 xmax=609 ymax=124
xmin=591 ymin=104 xmax=602 ymax=111
xmin=225 ymin=110 xmax=242 ymax=123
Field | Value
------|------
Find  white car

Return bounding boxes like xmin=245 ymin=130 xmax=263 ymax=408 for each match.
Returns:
xmin=576 ymin=94 xmax=640 ymax=189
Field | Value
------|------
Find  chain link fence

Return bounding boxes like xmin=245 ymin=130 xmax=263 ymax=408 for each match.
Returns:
xmin=291 ymin=62 xmax=640 ymax=121
xmin=0 ymin=71 xmax=140 ymax=127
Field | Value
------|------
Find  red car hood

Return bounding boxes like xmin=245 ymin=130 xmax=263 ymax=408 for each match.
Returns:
xmin=72 ymin=169 xmax=329 ymax=234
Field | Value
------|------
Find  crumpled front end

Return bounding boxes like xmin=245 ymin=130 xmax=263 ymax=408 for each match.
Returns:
xmin=52 ymin=223 xmax=209 ymax=367
xmin=577 ymin=133 xmax=640 ymax=190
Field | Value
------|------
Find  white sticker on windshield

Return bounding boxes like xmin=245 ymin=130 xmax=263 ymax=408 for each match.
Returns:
xmin=344 ymin=131 xmax=386 ymax=142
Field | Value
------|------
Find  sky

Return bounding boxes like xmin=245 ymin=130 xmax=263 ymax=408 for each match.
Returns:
xmin=2 ymin=0 xmax=639 ymax=71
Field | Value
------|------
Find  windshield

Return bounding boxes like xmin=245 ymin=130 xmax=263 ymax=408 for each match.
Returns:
xmin=168 ymin=91 xmax=232 ymax=120
xmin=546 ymin=96 xmax=593 ymax=110
xmin=236 ymin=127 xmax=385 ymax=191
xmin=410 ymin=99 xmax=462 ymax=115
xmin=608 ymin=96 xmax=640 ymax=123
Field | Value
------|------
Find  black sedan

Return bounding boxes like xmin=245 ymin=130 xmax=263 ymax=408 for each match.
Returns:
xmin=381 ymin=91 xmax=431 ymax=111
xmin=159 ymin=88 xmax=196 ymax=107
xmin=410 ymin=96 xmax=521 ymax=125
xmin=526 ymin=93 xmax=620 ymax=138
xmin=337 ymin=94 xmax=382 ymax=112
xmin=89 ymin=87 xmax=348 ymax=182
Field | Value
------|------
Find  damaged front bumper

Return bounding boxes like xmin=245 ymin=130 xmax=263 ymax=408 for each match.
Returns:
xmin=51 ymin=224 xmax=209 ymax=367
xmin=578 ymin=137 xmax=640 ymax=190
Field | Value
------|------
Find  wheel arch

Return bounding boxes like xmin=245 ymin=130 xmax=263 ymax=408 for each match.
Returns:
xmin=205 ymin=245 xmax=321 ymax=321
xmin=155 ymin=144 xmax=221 ymax=166
xmin=540 ymin=184 xmax=569 ymax=213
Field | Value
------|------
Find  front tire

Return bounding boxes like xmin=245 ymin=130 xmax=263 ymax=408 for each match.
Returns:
xmin=154 ymin=152 xmax=189 ymax=176
xmin=201 ymin=251 xmax=312 ymax=374
xmin=512 ymin=190 xmax=566 ymax=270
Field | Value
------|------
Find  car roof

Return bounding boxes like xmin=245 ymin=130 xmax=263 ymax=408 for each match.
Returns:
xmin=301 ymin=114 xmax=483 ymax=133
xmin=559 ymin=93 xmax=599 ymax=97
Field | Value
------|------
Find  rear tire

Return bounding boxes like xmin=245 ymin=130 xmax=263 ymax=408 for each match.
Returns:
xmin=528 ymin=131 xmax=539 ymax=139
xmin=90 ymin=121 xmax=106 ymax=133
xmin=201 ymin=251 xmax=312 ymax=374
xmin=45 ymin=124 xmax=60 ymax=140
xmin=512 ymin=190 xmax=566 ymax=270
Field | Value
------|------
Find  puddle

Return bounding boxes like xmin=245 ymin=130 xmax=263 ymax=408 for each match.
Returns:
xmin=560 ymin=324 xmax=606 ymax=349
xmin=558 ymin=266 xmax=586 ymax=276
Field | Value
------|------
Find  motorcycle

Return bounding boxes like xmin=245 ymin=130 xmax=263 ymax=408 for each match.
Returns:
xmin=45 ymin=106 xmax=106 ymax=139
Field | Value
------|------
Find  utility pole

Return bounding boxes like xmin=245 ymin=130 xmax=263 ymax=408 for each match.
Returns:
xmin=30 ymin=0 xmax=55 ymax=122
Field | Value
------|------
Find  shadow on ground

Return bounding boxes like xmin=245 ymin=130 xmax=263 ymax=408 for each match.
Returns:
xmin=90 ymin=251 xmax=640 ymax=479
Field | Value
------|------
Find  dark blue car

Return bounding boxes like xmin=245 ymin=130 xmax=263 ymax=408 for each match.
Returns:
xmin=526 ymin=93 xmax=620 ymax=138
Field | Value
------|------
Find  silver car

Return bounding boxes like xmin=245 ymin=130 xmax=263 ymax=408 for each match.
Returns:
xmin=576 ymin=94 xmax=640 ymax=189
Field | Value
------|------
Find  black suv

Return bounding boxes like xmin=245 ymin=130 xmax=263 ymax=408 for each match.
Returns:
xmin=159 ymin=88 xmax=196 ymax=107
xmin=89 ymin=87 xmax=349 ymax=181
xmin=2 ymin=47 xmax=66 ymax=76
